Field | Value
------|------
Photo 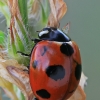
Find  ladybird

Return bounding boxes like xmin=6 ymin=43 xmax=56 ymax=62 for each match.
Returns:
xmin=29 ymin=27 xmax=82 ymax=100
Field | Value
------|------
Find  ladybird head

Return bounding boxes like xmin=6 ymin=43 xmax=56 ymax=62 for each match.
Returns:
xmin=38 ymin=27 xmax=71 ymax=42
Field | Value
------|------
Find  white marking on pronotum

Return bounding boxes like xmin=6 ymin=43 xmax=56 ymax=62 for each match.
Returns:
xmin=39 ymin=30 xmax=49 ymax=37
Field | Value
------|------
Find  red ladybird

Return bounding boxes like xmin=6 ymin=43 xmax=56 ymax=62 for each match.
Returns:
xmin=29 ymin=27 xmax=82 ymax=100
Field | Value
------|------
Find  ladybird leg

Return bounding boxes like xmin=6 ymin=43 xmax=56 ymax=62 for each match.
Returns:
xmin=17 ymin=51 xmax=31 ymax=57
xmin=27 ymin=65 xmax=30 ymax=69
xmin=31 ymin=38 xmax=41 ymax=43
xmin=23 ymin=69 xmax=29 ymax=74
xmin=27 ymin=65 xmax=30 ymax=70
xmin=34 ymin=98 xmax=39 ymax=100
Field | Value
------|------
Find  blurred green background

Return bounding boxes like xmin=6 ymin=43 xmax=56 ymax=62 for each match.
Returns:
xmin=61 ymin=0 xmax=100 ymax=100
xmin=0 ymin=0 xmax=100 ymax=100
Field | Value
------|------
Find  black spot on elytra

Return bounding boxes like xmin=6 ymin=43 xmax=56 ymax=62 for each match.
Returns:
xmin=60 ymin=43 xmax=74 ymax=56
xmin=36 ymin=89 xmax=50 ymax=99
xmin=75 ymin=64 xmax=82 ymax=80
xmin=46 ymin=65 xmax=65 ymax=81
xmin=32 ymin=60 xmax=38 ymax=69
xmin=41 ymin=46 xmax=48 ymax=56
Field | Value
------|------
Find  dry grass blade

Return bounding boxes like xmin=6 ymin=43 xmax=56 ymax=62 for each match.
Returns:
xmin=31 ymin=0 xmax=40 ymax=14
xmin=48 ymin=0 xmax=67 ymax=27
xmin=0 ymin=58 xmax=34 ymax=100
xmin=0 ymin=77 xmax=18 ymax=100
xmin=7 ymin=0 xmax=19 ymax=17
xmin=68 ymin=86 xmax=86 ymax=100
xmin=7 ymin=66 xmax=34 ymax=100
xmin=68 ymin=73 xmax=87 ymax=100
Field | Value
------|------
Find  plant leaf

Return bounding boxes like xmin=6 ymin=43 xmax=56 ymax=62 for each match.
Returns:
xmin=28 ymin=0 xmax=49 ymax=38
xmin=0 ymin=31 xmax=5 ymax=46
xmin=18 ymin=0 xmax=28 ymax=29
xmin=0 ymin=0 xmax=10 ymax=26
